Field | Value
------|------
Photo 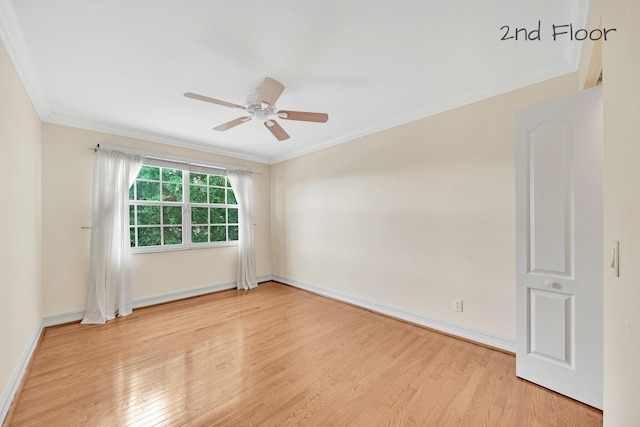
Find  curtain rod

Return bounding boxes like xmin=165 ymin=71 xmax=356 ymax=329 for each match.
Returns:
xmin=88 ymin=144 xmax=261 ymax=175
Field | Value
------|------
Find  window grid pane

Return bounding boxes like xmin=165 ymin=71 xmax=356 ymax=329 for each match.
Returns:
xmin=129 ymin=168 xmax=239 ymax=250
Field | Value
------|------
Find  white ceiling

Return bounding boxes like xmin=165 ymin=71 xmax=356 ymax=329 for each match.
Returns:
xmin=1 ymin=0 xmax=589 ymax=164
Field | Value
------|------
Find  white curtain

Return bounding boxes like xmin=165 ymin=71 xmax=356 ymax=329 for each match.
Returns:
xmin=82 ymin=149 xmax=143 ymax=324
xmin=227 ymin=170 xmax=257 ymax=290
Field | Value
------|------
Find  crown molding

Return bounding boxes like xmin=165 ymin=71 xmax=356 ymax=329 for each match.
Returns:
xmin=0 ymin=0 xmax=49 ymax=119
xmin=45 ymin=112 xmax=272 ymax=165
xmin=47 ymin=60 xmax=578 ymax=167
xmin=268 ymin=61 xmax=576 ymax=165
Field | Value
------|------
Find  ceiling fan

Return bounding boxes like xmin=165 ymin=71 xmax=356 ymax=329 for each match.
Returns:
xmin=185 ymin=77 xmax=329 ymax=141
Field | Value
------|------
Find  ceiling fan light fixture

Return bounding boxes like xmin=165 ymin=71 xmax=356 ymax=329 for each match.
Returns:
xmin=247 ymin=103 xmax=275 ymax=121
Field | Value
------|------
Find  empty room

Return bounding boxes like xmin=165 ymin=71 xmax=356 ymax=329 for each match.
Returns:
xmin=1 ymin=0 xmax=639 ymax=425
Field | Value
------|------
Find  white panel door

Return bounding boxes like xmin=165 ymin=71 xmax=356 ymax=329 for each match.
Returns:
xmin=515 ymin=86 xmax=603 ymax=409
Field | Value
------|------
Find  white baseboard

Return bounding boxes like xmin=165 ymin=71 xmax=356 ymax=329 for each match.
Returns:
xmin=272 ymin=275 xmax=516 ymax=353
xmin=0 ymin=320 xmax=44 ymax=425
xmin=134 ymin=275 xmax=273 ymax=307
xmin=258 ymin=274 xmax=274 ymax=283
xmin=41 ymin=275 xmax=275 ymax=327
xmin=42 ymin=310 xmax=85 ymax=327
xmin=133 ymin=281 xmax=237 ymax=309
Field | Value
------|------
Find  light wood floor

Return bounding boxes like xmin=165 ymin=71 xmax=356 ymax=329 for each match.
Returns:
xmin=5 ymin=282 xmax=602 ymax=426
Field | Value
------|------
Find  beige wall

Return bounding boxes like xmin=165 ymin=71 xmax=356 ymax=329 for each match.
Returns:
xmin=41 ymin=124 xmax=272 ymax=316
xmin=0 ymin=41 xmax=42 ymax=407
xmin=599 ymin=0 xmax=640 ymax=424
xmin=271 ymin=73 xmax=578 ymax=339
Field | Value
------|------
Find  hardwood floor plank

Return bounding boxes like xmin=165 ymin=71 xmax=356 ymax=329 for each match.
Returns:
xmin=4 ymin=282 xmax=602 ymax=426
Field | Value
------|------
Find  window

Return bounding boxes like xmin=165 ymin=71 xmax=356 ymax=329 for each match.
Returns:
xmin=129 ymin=165 xmax=238 ymax=251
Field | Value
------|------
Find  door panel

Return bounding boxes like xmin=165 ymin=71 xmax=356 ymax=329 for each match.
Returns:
xmin=528 ymin=120 xmax=573 ymax=276
xmin=515 ymin=86 xmax=602 ymax=409
xmin=529 ymin=288 xmax=573 ymax=367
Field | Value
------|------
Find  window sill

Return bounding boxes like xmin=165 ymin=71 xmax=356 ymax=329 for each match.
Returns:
xmin=131 ymin=241 xmax=238 ymax=254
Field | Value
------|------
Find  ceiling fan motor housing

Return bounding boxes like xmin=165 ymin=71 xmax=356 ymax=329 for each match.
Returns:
xmin=247 ymin=102 xmax=275 ymax=120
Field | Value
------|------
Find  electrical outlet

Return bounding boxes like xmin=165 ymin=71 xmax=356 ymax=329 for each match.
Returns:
xmin=453 ymin=299 xmax=463 ymax=312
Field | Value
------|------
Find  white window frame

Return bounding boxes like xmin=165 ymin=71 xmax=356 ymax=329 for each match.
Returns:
xmin=113 ymin=145 xmax=249 ymax=254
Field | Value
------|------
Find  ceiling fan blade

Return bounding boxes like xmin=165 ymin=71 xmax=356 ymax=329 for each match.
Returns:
xmin=213 ymin=117 xmax=252 ymax=131
xmin=258 ymin=77 xmax=285 ymax=106
xmin=184 ymin=92 xmax=245 ymax=110
xmin=264 ymin=120 xmax=290 ymax=141
xmin=278 ymin=110 xmax=329 ymax=123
